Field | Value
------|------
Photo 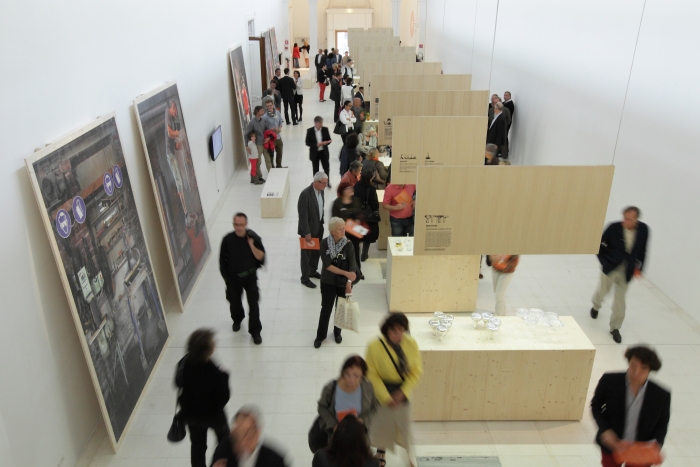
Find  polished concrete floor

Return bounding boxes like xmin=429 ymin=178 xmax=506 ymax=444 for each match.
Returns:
xmin=86 ymin=84 xmax=700 ymax=467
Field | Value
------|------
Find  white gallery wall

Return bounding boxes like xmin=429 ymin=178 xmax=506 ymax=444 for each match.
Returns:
xmin=0 ymin=0 xmax=283 ymax=465
xmin=424 ymin=0 xmax=700 ymax=322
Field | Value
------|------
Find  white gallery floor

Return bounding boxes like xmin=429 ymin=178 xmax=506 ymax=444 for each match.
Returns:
xmin=85 ymin=87 xmax=700 ymax=467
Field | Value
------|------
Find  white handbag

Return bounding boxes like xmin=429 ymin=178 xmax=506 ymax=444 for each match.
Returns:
xmin=334 ymin=296 xmax=360 ymax=333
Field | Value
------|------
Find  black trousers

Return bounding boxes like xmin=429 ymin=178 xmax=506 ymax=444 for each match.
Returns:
xmin=226 ymin=274 xmax=262 ymax=336
xmin=300 ymin=227 xmax=324 ymax=282
xmin=295 ymin=94 xmax=304 ymax=120
xmin=333 ymin=99 xmax=340 ymax=122
xmin=316 ymin=282 xmax=346 ymax=340
xmin=312 ymin=149 xmax=330 ymax=177
xmin=283 ymin=97 xmax=297 ymax=124
xmin=349 ymin=235 xmax=361 ymax=274
xmin=186 ymin=412 xmax=229 ymax=467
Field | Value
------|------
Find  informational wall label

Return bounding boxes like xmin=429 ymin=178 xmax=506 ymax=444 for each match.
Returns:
xmin=424 ymin=215 xmax=452 ymax=251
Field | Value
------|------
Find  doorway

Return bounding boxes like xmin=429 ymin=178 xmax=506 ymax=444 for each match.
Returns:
xmin=335 ymin=30 xmax=348 ymax=54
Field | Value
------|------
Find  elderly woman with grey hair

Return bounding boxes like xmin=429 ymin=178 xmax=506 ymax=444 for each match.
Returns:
xmin=314 ymin=217 xmax=358 ymax=349
xmin=357 ymin=125 xmax=378 ymax=156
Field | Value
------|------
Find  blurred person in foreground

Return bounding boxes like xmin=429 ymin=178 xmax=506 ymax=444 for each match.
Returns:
xmin=309 ymin=355 xmax=378 ymax=453
xmin=591 ymin=345 xmax=670 ymax=467
xmin=312 ymin=416 xmax=380 ymax=467
xmin=365 ymin=313 xmax=423 ymax=467
xmin=175 ymin=329 xmax=230 ymax=467
xmin=590 ymin=206 xmax=649 ymax=344
xmin=211 ymin=405 xmax=288 ymax=467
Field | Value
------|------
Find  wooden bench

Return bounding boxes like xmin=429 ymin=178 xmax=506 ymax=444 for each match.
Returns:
xmin=260 ymin=168 xmax=290 ymax=218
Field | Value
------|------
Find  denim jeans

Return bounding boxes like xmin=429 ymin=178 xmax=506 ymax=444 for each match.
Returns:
xmin=390 ymin=216 xmax=414 ymax=237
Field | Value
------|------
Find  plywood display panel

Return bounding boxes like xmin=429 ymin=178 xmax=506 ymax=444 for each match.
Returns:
xmin=350 ymin=39 xmax=400 ymax=59
xmin=355 ymin=50 xmax=415 ymax=74
xmin=413 ymin=165 xmax=615 ymax=255
xmin=360 ymin=62 xmax=442 ymax=88
xmin=368 ymin=74 xmax=473 ymax=119
xmin=386 ymin=240 xmax=479 ymax=313
xmin=378 ymin=90 xmax=489 ymax=145
xmin=409 ymin=316 xmax=596 ymax=421
xmin=25 ymin=113 xmax=169 ymax=450
xmin=391 ymin=116 xmax=488 ymax=184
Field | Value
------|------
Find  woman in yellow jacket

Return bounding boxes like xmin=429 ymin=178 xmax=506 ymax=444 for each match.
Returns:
xmin=365 ymin=313 xmax=423 ymax=467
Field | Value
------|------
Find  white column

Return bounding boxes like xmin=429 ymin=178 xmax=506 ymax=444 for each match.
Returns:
xmin=308 ymin=0 xmax=319 ymax=54
xmin=391 ymin=0 xmax=401 ymax=38
xmin=280 ymin=0 xmax=291 ymax=66
xmin=418 ymin=0 xmax=427 ymax=56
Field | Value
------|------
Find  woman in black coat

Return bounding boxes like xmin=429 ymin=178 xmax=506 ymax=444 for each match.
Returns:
xmin=175 ymin=329 xmax=230 ymax=467
xmin=312 ymin=415 xmax=379 ymax=467
xmin=339 ymin=133 xmax=360 ymax=177
xmin=353 ymin=169 xmax=380 ymax=262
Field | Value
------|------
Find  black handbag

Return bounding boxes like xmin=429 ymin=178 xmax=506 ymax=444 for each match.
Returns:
xmin=361 ymin=188 xmax=381 ymax=223
xmin=168 ymin=356 xmax=188 ymax=442
xmin=333 ymin=120 xmax=346 ymax=135
xmin=307 ymin=380 xmax=337 ymax=453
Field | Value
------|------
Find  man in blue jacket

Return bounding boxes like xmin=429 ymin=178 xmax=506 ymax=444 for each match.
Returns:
xmin=591 ymin=206 xmax=649 ymax=343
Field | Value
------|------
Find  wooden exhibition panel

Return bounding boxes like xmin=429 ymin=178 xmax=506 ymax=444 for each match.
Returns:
xmin=391 ymin=116 xmax=488 ymax=184
xmin=368 ymin=74 xmax=473 ymax=119
xmin=349 ymin=38 xmax=400 ymax=57
xmin=355 ymin=50 xmax=415 ymax=74
xmin=360 ymin=62 xmax=442 ymax=88
xmin=413 ymin=165 xmax=615 ymax=255
xmin=376 ymin=189 xmax=391 ymax=250
xmin=386 ymin=239 xmax=480 ymax=313
xmin=378 ymin=90 xmax=489 ymax=145
xmin=409 ymin=316 xmax=596 ymax=421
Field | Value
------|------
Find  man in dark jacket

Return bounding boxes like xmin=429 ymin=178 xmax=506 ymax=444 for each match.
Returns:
xmin=591 ymin=345 xmax=670 ymax=467
xmin=298 ymin=172 xmax=328 ymax=288
xmin=219 ymin=213 xmax=266 ymax=345
xmin=276 ymin=68 xmax=298 ymax=125
xmin=591 ymin=206 xmax=649 ymax=343
xmin=211 ymin=406 xmax=288 ymax=467
xmin=486 ymin=102 xmax=508 ymax=159
xmin=330 ymin=73 xmax=342 ymax=122
xmin=305 ymin=116 xmax=332 ymax=177
xmin=315 ymin=49 xmax=326 ymax=71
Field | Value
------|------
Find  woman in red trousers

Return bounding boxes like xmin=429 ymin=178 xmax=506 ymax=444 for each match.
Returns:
xmin=317 ymin=64 xmax=328 ymax=102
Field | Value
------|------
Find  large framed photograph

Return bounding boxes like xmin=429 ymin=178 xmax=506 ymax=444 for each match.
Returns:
xmin=229 ymin=45 xmax=252 ymax=151
xmin=25 ymin=113 xmax=169 ymax=451
xmin=270 ymin=27 xmax=280 ymax=69
xmin=133 ymin=82 xmax=211 ymax=309
xmin=262 ymin=29 xmax=275 ymax=84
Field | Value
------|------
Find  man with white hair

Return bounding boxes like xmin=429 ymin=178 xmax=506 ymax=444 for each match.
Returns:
xmin=298 ymin=172 xmax=328 ymax=288
xmin=211 ymin=405 xmax=287 ymax=467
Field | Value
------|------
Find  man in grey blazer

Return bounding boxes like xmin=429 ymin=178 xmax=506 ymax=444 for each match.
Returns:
xmin=298 ymin=172 xmax=329 ymax=288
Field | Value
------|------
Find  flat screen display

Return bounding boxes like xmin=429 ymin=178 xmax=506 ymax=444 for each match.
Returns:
xmin=210 ymin=126 xmax=223 ymax=160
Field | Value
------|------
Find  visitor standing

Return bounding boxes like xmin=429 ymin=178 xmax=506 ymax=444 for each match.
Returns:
xmin=298 ymin=172 xmax=329 ymax=288
xmin=305 ymin=116 xmax=332 ymax=178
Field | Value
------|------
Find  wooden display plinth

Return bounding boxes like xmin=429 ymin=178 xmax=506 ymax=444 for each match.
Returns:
xmin=260 ymin=168 xmax=290 ymax=218
xmin=385 ymin=238 xmax=479 ymax=312
xmin=409 ymin=316 xmax=596 ymax=421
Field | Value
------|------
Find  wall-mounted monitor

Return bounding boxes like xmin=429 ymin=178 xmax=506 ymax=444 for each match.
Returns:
xmin=209 ymin=126 xmax=223 ymax=161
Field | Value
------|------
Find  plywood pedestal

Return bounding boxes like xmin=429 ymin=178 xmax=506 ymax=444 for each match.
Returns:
xmin=260 ymin=168 xmax=290 ymax=218
xmin=385 ymin=238 xmax=479 ymax=312
xmin=409 ymin=316 xmax=596 ymax=421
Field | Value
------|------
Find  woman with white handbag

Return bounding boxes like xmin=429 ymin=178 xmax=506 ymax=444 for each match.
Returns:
xmin=314 ymin=217 xmax=358 ymax=349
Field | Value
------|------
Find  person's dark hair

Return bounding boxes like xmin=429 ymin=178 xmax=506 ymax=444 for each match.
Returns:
xmin=233 ymin=212 xmax=247 ymax=221
xmin=336 ymin=180 xmax=353 ymax=198
xmin=324 ymin=49 xmax=328 ymax=54
xmin=186 ymin=329 xmax=215 ymax=362
xmin=326 ymin=416 xmax=374 ymax=467
xmin=340 ymin=355 xmax=368 ymax=377
xmin=294 ymin=70 xmax=300 ymax=78
xmin=360 ymin=168 xmax=374 ymax=185
xmin=359 ymin=86 xmax=364 ymax=91
xmin=314 ymin=116 xmax=323 ymax=124
xmin=253 ymin=105 xmax=263 ymax=115
xmin=293 ymin=43 xmax=298 ymax=47
xmin=343 ymin=100 xmax=352 ymax=108
xmin=625 ymin=345 xmax=662 ymax=371
xmin=623 ymin=206 xmax=641 ymax=218
xmin=270 ymin=79 xmax=277 ymax=85
xmin=284 ymin=67 xmax=290 ymax=75
xmin=345 ymin=77 xmax=353 ymax=86
xmin=380 ymin=313 xmax=409 ymax=338
xmin=345 ymin=132 xmax=359 ymax=149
